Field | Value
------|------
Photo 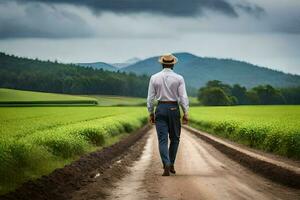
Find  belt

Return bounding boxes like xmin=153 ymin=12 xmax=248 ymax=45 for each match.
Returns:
xmin=158 ymin=101 xmax=178 ymax=104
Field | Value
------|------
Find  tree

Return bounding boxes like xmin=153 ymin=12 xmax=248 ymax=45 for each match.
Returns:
xmin=232 ymin=84 xmax=247 ymax=104
xmin=198 ymin=87 xmax=231 ymax=106
xmin=198 ymin=80 xmax=237 ymax=106
xmin=229 ymin=95 xmax=238 ymax=105
xmin=246 ymin=90 xmax=260 ymax=105
xmin=206 ymin=80 xmax=232 ymax=95
xmin=280 ymin=87 xmax=300 ymax=104
xmin=252 ymin=85 xmax=286 ymax=104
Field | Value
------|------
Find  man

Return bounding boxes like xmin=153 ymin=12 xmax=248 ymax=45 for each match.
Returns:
xmin=147 ymin=53 xmax=189 ymax=176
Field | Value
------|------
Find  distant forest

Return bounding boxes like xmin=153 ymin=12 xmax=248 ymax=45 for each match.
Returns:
xmin=0 ymin=53 xmax=149 ymax=97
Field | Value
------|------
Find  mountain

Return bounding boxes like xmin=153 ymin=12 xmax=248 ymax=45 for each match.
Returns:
xmin=77 ymin=57 xmax=141 ymax=71
xmin=126 ymin=57 xmax=141 ymax=65
xmin=111 ymin=57 xmax=141 ymax=69
xmin=77 ymin=62 xmax=118 ymax=71
xmin=123 ymin=52 xmax=300 ymax=89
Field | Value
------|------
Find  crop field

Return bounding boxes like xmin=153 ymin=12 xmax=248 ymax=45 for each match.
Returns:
xmin=0 ymin=106 xmax=148 ymax=194
xmin=88 ymin=96 xmax=199 ymax=106
xmin=0 ymin=88 xmax=200 ymax=107
xmin=0 ymin=88 xmax=98 ymax=105
xmin=88 ymin=95 xmax=146 ymax=106
xmin=0 ymin=88 xmax=148 ymax=107
xmin=189 ymin=105 xmax=300 ymax=159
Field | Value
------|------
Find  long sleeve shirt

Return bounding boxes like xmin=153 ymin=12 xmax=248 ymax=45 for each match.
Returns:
xmin=147 ymin=68 xmax=189 ymax=115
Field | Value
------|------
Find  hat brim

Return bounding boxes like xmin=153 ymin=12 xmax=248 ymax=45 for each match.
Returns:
xmin=158 ymin=56 xmax=178 ymax=64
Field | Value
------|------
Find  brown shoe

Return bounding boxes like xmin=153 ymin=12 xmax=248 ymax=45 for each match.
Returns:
xmin=170 ymin=165 xmax=176 ymax=174
xmin=162 ymin=165 xmax=170 ymax=176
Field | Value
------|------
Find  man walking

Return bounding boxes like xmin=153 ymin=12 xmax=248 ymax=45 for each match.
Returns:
xmin=147 ymin=53 xmax=189 ymax=176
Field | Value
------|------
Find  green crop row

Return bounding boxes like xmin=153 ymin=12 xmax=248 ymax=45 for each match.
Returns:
xmin=0 ymin=107 xmax=147 ymax=195
xmin=0 ymin=107 xmax=140 ymax=138
xmin=189 ymin=106 xmax=300 ymax=160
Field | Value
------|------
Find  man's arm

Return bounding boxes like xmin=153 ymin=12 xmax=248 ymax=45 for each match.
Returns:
xmin=178 ymin=77 xmax=189 ymax=124
xmin=147 ymin=76 xmax=156 ymax=124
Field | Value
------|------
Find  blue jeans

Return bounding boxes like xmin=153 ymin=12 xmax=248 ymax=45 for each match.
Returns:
xmin=155 ymin=103 xmax=181 ymax=166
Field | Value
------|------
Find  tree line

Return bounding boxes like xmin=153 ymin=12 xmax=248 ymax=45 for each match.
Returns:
xmin=0 ymin=52 xmax=149 ymax=97
xmin=198 ymin=80 xmax=300 ymax=106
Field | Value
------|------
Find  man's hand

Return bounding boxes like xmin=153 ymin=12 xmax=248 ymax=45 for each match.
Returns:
xmin=149 ymin=113 xmax=155 ymax=124
xmin=182 ymin=114 xmax=188 ymax=125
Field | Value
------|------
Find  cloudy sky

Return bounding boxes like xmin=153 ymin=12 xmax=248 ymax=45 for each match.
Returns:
xmin=0 ymin=0 xmax=299 ymax=74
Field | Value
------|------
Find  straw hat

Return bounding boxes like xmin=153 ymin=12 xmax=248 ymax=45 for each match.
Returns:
xmin=158 ymin=53 xmax=178 ymax=65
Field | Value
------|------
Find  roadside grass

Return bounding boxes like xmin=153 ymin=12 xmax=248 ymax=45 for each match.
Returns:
xmin=189 ymin=105 xmax=300 ymax=160
xmin=0 ymin=107 xmax=147 ymax=195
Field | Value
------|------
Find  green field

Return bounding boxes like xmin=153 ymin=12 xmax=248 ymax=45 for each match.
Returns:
xmin=88 ymin=95 xmax=146 ymax=106
xmin=0 ymin=88 xmax=148 ymax=106
xmin=0 ymin=88 xmax=98 ymax=105
xmin=88 ymin=96 xmax=200 ymax=106
xmin=2 ymin=88 xmax=299 ymax=194
xmin=0 ymin=88 xmax=200 ymax=107
xmin=189 ymin=106 xmax=300 ymax=159
xmin=0 ymin=106 xmax=148 ymax=194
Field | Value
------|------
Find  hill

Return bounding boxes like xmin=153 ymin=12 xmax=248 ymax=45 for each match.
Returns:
xmin=0 ymin=52 xmax=149 ymax=97
xmin=0 ymin=88 xmax=98 ymax=106
xmin=123 ymin=52 xmax=300 ymax=89
xmin=77 ymin=62 xmax=118 ymax=71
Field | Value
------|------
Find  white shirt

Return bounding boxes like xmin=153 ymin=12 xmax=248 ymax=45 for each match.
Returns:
xmin=147 ymin=68 xmax=189 ymax=115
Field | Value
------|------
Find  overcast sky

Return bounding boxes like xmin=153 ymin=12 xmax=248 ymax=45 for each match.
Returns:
xmin=0 ymin=0 xmax=299 ymax=74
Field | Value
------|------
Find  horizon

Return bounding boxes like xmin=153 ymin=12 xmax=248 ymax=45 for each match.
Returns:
xmin=0 ymin=0 xmax=299 ymax=75
xmin=2 ymin=50 xmax=300 ymax=76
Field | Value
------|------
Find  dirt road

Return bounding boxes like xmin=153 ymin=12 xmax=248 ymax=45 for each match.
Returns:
xmin=106 ymin=128 xmax=300 ymax=200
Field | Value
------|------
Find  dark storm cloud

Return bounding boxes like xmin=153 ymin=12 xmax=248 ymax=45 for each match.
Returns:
xmin=236 ymin=2 xmax=265 ymax=18
xmin=0 ymin=0 xmax=267 ymax=39
xmin=0 ymin=1 xmax=93 ymax=39
xmin=15 ymin=0 xmax=241 ymax=17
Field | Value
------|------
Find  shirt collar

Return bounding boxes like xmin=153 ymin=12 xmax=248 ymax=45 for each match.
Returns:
xmin=162 ymin=68 xmax=173 ymax=72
